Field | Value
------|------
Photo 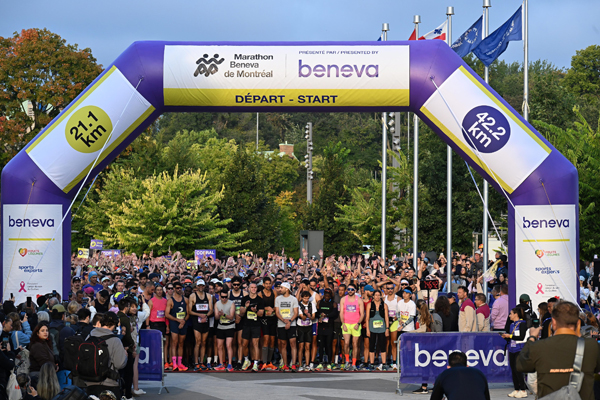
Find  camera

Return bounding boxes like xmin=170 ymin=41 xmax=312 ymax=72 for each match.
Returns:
xmin=532 ymin=318 xmax=540 ymax=328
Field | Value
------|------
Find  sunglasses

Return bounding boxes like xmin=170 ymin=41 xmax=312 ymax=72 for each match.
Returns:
xmin=175 ymin=287 xmax=182 ymax=290
xmin=401 ymin=284 xmax=408 ymax=287
xmin=166 ymin=287 xmax=174 ymax=290
xmin=347 ymin=288 xmax=356 ymax=292
xmin=232 ymin=283 xmax=241 ymax=287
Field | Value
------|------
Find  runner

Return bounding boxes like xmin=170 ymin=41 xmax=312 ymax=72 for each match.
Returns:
xmin=229 ymin=276 xmax=246 ymax=370
xmin=275 ymin=282 xmax=299 ymax=371
xmin=148 ymin=284 xmax=170 ymax=370
xmin=316 ymin=288 xmax=338 ymax=371
xmin=240 ymin=282 xmax=264 ymax=371
xmin=258 ymin=276 xmax=277 ymax=371
xmin=332 ymin=283 xmax=346 ymax=369
xmin=383 ymin=282 xmax=399 ymax=370
xmin=214 ymin=287 xmax=236 ymax=372
xmin=188 ymin=279 xmax=213 ymax=371
xmin=366 ymin=289 xmax=389 ymax=371
xmin=165 ymin=282 xmax=189 ymax=371
xmin=296 ymin=291 xmax=316 ymax=371
xmin=396 ymin=287 xmax=416 ymax=352
xmin=307 ymin=278 xmax=321 ymax=369
xmin=339 ymin=283 xmax=364 ymax=371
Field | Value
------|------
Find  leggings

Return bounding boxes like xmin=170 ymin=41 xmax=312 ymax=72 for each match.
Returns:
xmin=369 ymin=332 xmax=387 ymax=354
xmin=120 ymin=351 xmax=135 ymax=398
xmin=509 ymin=351 xmax=527 ymax=391
xmin=317 ymin=331 xmax=333 ymax=363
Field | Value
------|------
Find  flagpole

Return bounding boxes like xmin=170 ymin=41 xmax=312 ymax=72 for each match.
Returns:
xmin=381 ymin=22 xmax=389 ymax=264
xmin=446 ymin=6 xmax=454 ymax=290
xmin=482 ymin=0 xmax=491 ymax=298
xmin=523 ymin=0 xmax=529 ymax=121
xmin=412 ymin=14 xmax=420 ymax=272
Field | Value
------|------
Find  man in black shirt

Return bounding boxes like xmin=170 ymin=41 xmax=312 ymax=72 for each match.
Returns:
xmin=240 ymin=283 xmax=264 ymax=371
xmin=431 ymin=351 xmax=490 ymax=400
xmin=447 ymin=294 xmax=460 ymax=332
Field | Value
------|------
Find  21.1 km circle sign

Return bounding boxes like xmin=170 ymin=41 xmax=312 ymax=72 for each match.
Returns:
xmin=461 ymin=105 xmax=511 ymax=154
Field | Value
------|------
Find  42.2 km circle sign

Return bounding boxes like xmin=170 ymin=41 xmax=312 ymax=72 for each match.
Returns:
xmin=462 ymin=105 xmax=511 ymax=154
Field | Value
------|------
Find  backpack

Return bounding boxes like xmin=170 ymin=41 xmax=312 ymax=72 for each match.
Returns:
xmin=13 ymin=333 xmax=29 ymax=375
xmin=74 ymin=335 xmax=119 ymax=382
xmin=62 ymin=334 xmax=85 ymax=372
xmin=48 ymin=324 xmax=63 ymax=357
xmin=49 ymin=386 xmax=88 ymax=400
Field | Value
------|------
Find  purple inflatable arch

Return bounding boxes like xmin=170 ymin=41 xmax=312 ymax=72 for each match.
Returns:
xmin=1 ymin=40 xmax=578 ymax=307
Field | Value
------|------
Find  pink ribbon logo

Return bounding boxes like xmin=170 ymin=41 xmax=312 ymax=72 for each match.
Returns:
xmin=18 ymin=282 xmax=26 ymax=293
xmin=536 ymin=283 xmax=544 ymax=295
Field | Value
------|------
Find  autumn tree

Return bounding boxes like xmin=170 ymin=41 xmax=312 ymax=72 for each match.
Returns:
xmin=0 ymin=28 xmax=102 ymax=168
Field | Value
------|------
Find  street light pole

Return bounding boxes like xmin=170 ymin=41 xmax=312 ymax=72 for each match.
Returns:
xmin=305 ymin=122 xmax=313 ymax=204
xmin=412 ymin=15 xmax=420 ymax=272
xmin=381 ymin=22 xmax=389 ymax=263
xmin=446 ymin=6 xmax=454 ymax=289
xmin=482 ymin=0 xmax=491 ymax=297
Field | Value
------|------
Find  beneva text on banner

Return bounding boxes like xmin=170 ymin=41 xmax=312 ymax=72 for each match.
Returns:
xmin=414 ymin=343 xmax=508 ymax=368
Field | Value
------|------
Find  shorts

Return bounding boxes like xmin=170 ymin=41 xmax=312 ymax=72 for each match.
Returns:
xmin=361 ymin=325 xmax=370 ymax=339
xmin=277 ymin=326 xmax=297 ymax=341
xmin=235 ymin=318 xmax=244 ymax=331
xmin=169 ymin=320 xmax=188 ymax=335
xmin=390 ymin=320 xmax=399 ymax=332
xmin=261 ymin=319 xmax=277 ymax=336
xmin=193 ymin=320 xmax=210 ymax=334
xmin=149 ymin=321 xmax=167 ymax=336
xmin=297 ymin=326 xmax=313 ymax=344
xmin=208 ymin=326 xmax=216 ymax=338
xmin=333 ymin=321 xmax=343 ymax=339
xmin=242 ymin=325 xmax=261 ymax=340
xmin=312 ymin=323 xmax=318 ymax=336
xmin=216 ymin=329 xmax=235 ymax=340
xmin=342 ymin=323 xmax=361 ymax=337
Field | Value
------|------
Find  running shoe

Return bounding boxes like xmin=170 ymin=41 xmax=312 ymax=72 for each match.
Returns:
xmin=290 ymin=364 xmax=297 ymax=372
xmin=339 ymin=363 xmax=346 ymax=370
xmin=327 ymin=364 xmax=333 ymax=371
xmin=412 ymin=387 xmax=429 ymax=394
xmin=214 ymin=364 xmax=226 ymax=371
xmin=282 ymin=365 xmax=290 ymax=372
xmin=391 ymin=363 xmax=398 ymax=370
xmin=346 ymin=365 xmax=356 ymax=371
xmin=193 ymin=364 xmax=201 ymax=372
xmin=376 ymin=363 xmax=384 ymax=371
xmin=298 ymin=365 xmax=305 ymax=372
xmin=242 ymin=359 xmax=252 ymax=371
xmin=164 ymin=362 xmax=172 ymax=371
xmin=260 ymin=363 xmax=269 ymax=371
xmin=227 ymin=364 xmax=234 ymax=372
xmin=252 ymin=363 xmax=259 ymax=372
xmin=315 ymin=364 xmax=324 ymax=371
xmin=206 ymin=363 xmax=212 ymax=370
xmin=178 ymin=364 xmax=188 ymax=372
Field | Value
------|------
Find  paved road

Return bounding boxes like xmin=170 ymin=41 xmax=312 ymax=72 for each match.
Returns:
xmin=136 ymin=371 xmax=520 ymax=399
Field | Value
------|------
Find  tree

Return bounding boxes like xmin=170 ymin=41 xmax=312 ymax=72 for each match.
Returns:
xmin=219 ymin=147 xmax=282 ymax=255
xmin=76 ymin=166 xmax=247 ymax=257
xmin=0 ymin=28 xmax=102 ymax=168
xmin=564 ymin=45 xmax=600 ymax=98
xmin=303 ymin=142 xmax=361 ymax=255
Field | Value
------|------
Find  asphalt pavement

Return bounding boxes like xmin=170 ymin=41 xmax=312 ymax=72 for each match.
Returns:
xmin=135 ymin=370 xmax=520 ymax=400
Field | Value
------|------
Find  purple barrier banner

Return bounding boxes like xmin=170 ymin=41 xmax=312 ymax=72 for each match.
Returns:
xmin=100 ymin=249 xmax=121 ymax=257
xmin=400 ymin=332 xmax=510 ymax=384
xmin=139 ymin=329 xmax=163 ymax=382
xmin=90 ymin=239 xmax=103 ymax=250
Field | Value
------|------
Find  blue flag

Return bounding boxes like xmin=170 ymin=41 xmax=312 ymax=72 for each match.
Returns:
xmin=473 ymin=6 xmax=522 ymax=67
xmin=377 ymin=34 xmax=382 ymax=41
xmin=451 ymin=16 xmax=483 ymax=57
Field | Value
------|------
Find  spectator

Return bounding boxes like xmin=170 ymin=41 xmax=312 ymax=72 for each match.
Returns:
xmin=541 ymin=297 xmax=558 ymax=339
xmin=82 ymin=312 xmax=127 ymax=398
xmin=430 ymin=351 xmax=490 ymax=400
xmin=75 ymin=308 xmax=94 ymax=337
xmin=433 ymin=296 xmax=455 ymax=332
xmin=0 ymin=324 xmax=15 ymax=393
xmin=36 ymin=362 xmax=60 ymax=400
xmin=29 ymin=322 xmax=56 ymax=377
xmin=457 ymin=286 xmax=476 ymax=332
xmin=474 ymin=293 xmax=491 ymax=332
xmin=446 ymin=294 xmax=460 ymax=332
xmin=518 ymin=301 xmax=600 ymax=400
xmin=36 ymin=311 xmax=49 ymax=324
xmin=502 ymin=307 xmax=528 ymax=398
xmin=490 ymin=284 xmax=509 ymax=331
xmin=6 ymin=312 xmax=32 ymax=350
xmin=48 ymin=305 xmax=66 ymax=357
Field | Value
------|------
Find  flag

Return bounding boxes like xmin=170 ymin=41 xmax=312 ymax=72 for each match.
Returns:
xmin=377 ymin=34 xmax=382 ymax=41
xmin=408 ymin=28 xmax=417 ymax=41
xmin=451 ymin=16 xmax=483 ymax=57
xmin=416 ymin=20 xmax=448 ymax=41
xmin=473 ymin=6 xmax=522 ymax=67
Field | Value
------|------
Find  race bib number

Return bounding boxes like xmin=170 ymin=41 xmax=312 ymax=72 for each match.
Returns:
xmin=176 ymin=312 xmax=186 ymax=319
xmin=196 ymin=303 xmax=209 ymax=312
xmin=346 ymin=304 xmax=357 ymax=313
xmin=220 ymin=315 xmax=231 ymax=324
xmin=510 ymin=341 xmax=517 ymax=348
xmin=299 ymin=318 xmax=311 ymax=326
xmin=322 ymin=317 xmax=329 ymax=323
xmin=156 ymin=310 xmax=165 ymax=318
xmin=400 ymin=312 xmax=409 ymax=322
xmin=389 ymin=310 xmax=396 ymax=318
xmin=281 ymin=308 xmax=291 ymax=319
xmin=235 ymin=305 xmax=241 ymax=315
xmin=373 ymin=320 xmax=384 ymax=329
xmin=247 ymin=311 xmax=257 ymax=321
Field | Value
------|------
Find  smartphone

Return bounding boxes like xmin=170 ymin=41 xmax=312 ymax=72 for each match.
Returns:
xmin=82 ymin=298 xmax=89 ymax=307
xmin=2 ymin=337 xmax=8 ymax=349
xmin=26 ymin=297 xmax=32 ymax=308
xmin=10 ymin=293 xmax=13 ymax=300
xmin=532 ymin=318 xmax=540 ymax=328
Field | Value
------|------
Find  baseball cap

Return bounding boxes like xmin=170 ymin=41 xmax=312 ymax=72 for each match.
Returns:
xmin=281 ymin=282 xmax=291 ymax=290
xmin=83 ymin=287 xmax=95 ymax=295
xmin=274 ymin=281 xmax=282 ymax=288
xmin=401 ymin=279 xmax=409 ymax=285
xmin=519 ymin=294 xmax=530 ymax=302
xmin=223 ymin=278 xmax=231 ymax=283
xmin=52 ymin=304 xmax=66 ymax=313
xmin=579 ymin=276 xmax=585 ymax=281
xmin=403 ymin=288 xmax=413 ymax=295
xmin=101 ymin=276 xmax=110 ymax=282
xmin=364 ymin=285 xmax=375 ymax=292
xmin=196 ymin=279 xmax=206 ymax=286
xmin=72 ymin=277 xmax=81 ymax=282
xmin=149 ymin=273 xmax=160 ymax=280
xmin=113 ymin=292 xmax=124 ymax=303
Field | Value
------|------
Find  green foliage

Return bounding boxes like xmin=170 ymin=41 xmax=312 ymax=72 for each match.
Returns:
xmin=564 ymin=45 xmax=600 ymax=98
xmin=76 ymin=167 xmax=247 ymax=257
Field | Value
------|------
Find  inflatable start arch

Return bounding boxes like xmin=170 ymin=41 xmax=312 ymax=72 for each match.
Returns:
xmin=1 ymin=41 xmax=578 ymax=308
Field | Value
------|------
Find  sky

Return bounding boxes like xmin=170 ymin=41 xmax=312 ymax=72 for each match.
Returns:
xmin=1 ymin=0 xmax=599 ymax=70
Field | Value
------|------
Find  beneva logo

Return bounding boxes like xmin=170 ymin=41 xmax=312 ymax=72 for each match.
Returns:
xmin=414 ymin=343 xmax=507 ymax=367
xmin=8 ymin=216 xmax=54 ymax=228
xmin=298 ymin=60 xmax=379 ymax=78
xmin=523 ymin=217 xmax=569 ymax=229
